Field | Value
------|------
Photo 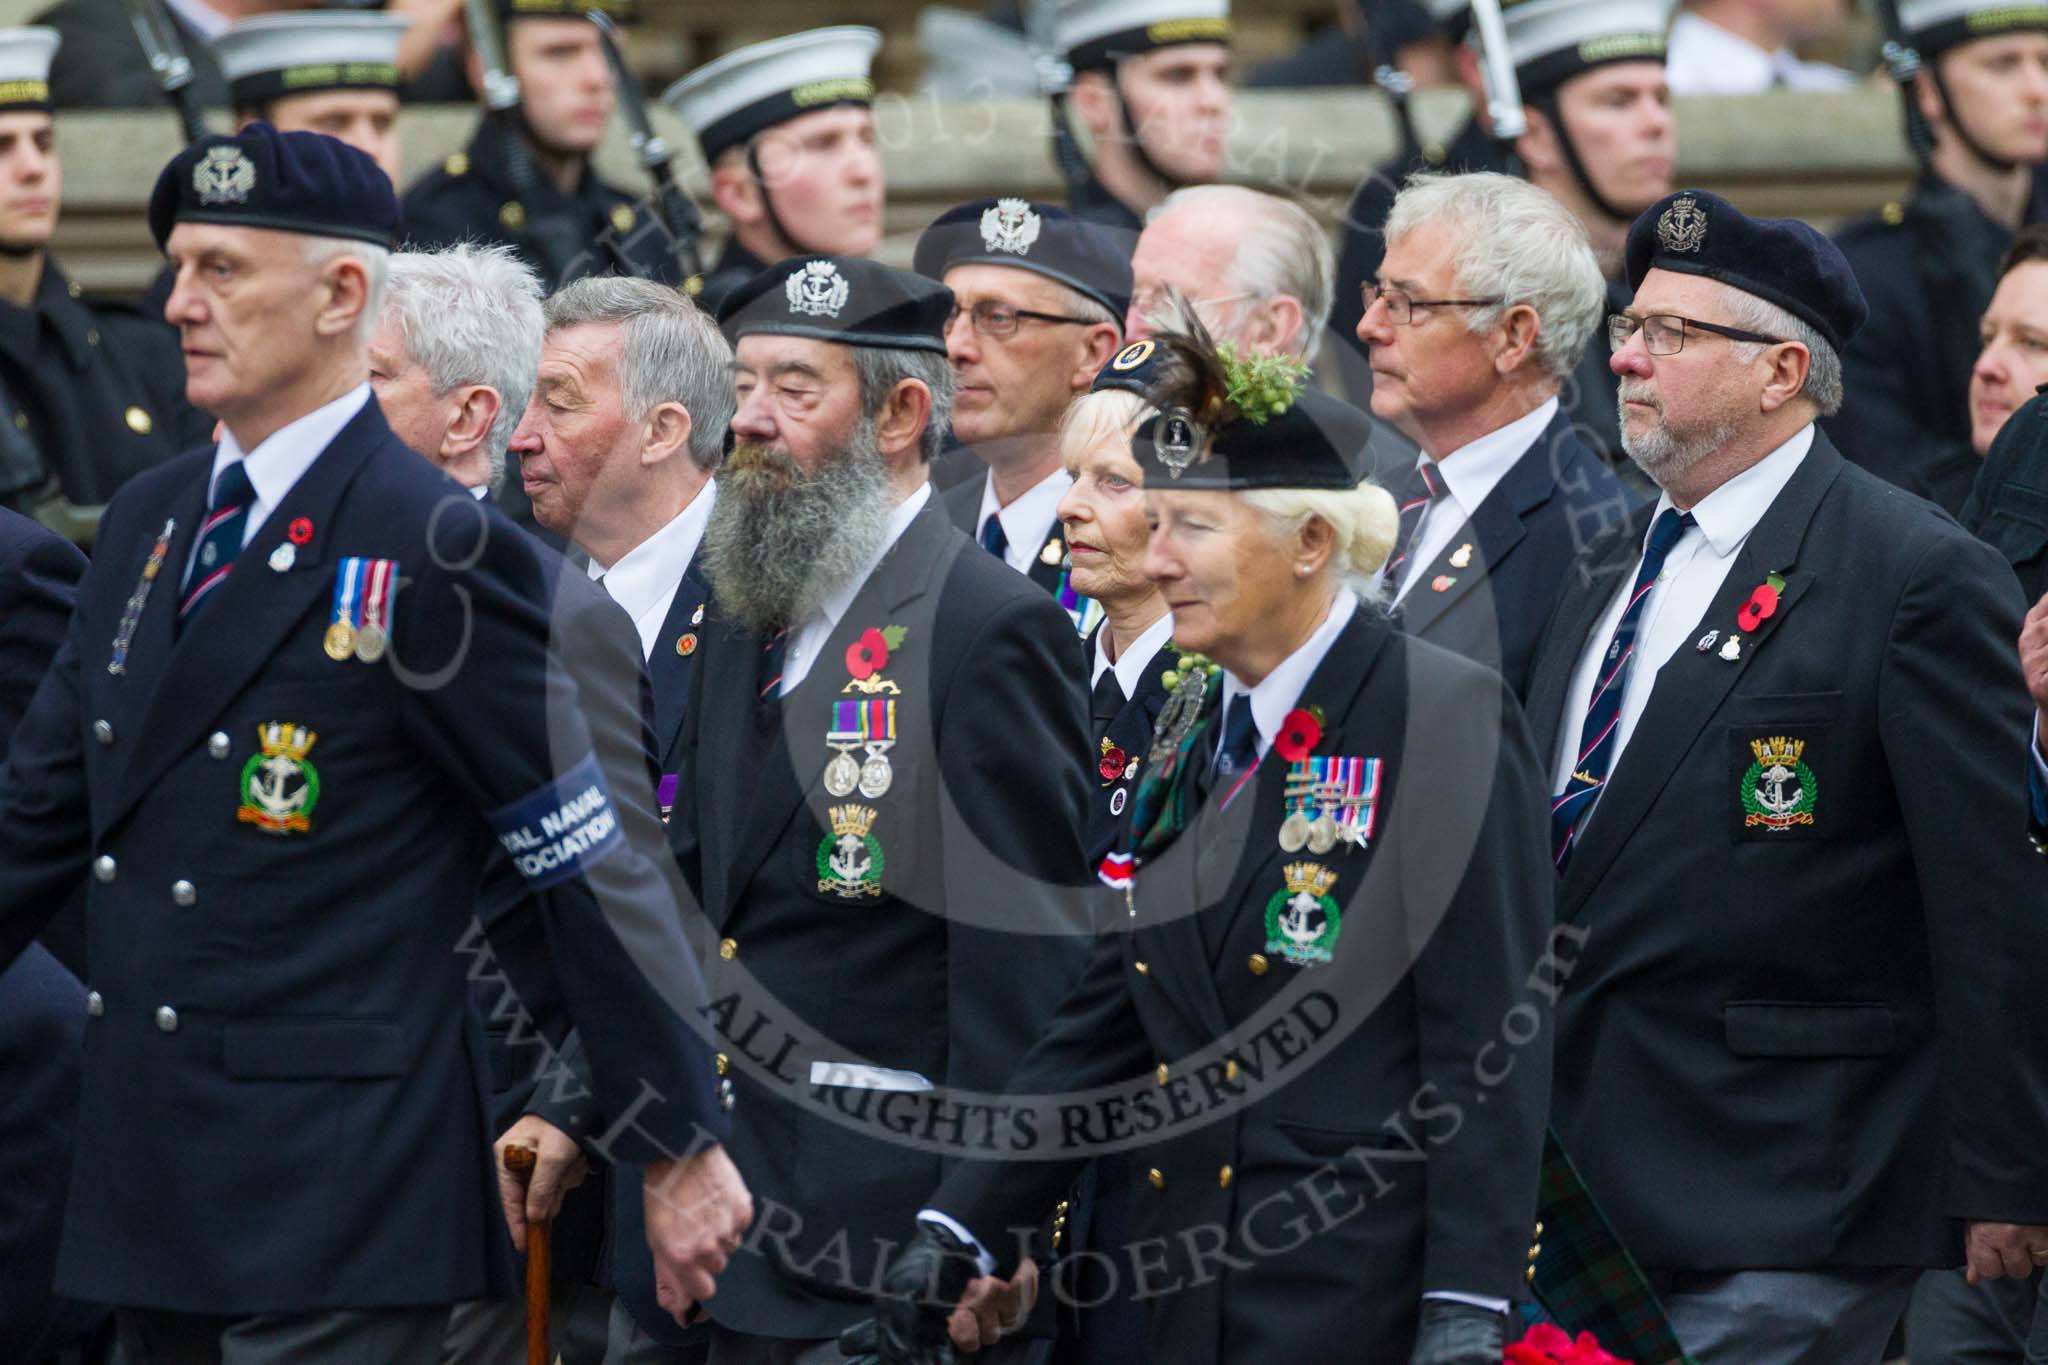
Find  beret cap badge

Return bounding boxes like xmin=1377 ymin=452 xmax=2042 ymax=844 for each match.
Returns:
xmin=1657 ymin=193 xmax=1707 ymax=254
xmin=785 ymin=259 xmax=851 ymax=319
xmin=980 ymin=197 xmax=1041 ymax=255
xmin=1156 ymin=408 xmax=1200 ymax=477
xmin=194 ymin=146 xmax=257 ymax=206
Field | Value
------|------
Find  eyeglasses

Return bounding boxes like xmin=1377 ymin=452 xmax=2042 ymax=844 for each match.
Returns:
xmin=944 ymin=300 xmax=1099 ymax=340
xmin=1608 ymin=313 xmax=1786 ymax=356
xmin=1359 ymin=282 xmax=1504 ymax=326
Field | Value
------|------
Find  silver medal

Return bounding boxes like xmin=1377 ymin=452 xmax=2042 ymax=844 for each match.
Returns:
xmin=823 ymin=751 xmax=861 ymax=797
xmin=1307 ymin=815 xmax=1339 ymax=855
xmin=1278 ymin=811 xmax=1311 ymax=853
xmin=859 ymin=752 xmax=894 ymax=799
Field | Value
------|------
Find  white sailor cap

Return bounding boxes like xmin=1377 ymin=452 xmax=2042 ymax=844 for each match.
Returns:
xmin=1499 ymin=0 xmax=1673 ymax=95
xmin=213 ymin=13 xmax=407 ymax=108
xmin=661 ymin=26 xmax=881 ymax=163
xmin=1897 ymin=0 xmax=2048 ymax=54
xmin=0 ymin=28 xmax=59 ymax=112
xmin=1055 ymin=0 xmax=1231 ymax=72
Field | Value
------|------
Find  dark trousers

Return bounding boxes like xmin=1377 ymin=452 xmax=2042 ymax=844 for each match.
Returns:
xmin=116 ymin=1306 xmax=448 ymax=1365
xmin=1905 ymin=1266 xmax=2044 ymax=1364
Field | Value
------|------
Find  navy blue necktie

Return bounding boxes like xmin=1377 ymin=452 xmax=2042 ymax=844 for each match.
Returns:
xmin=1210 ymin=693 xmax=1260 ymax=808
xmin=1385 ymin=459 xmax=1445 ymax=581
xmin=1550 ymin=507 xmax=1694 ymax=871
xmin=178 ymin=461 xmax=257 ymax=631
xmin=979 ymin=513 xmax=1008 ymax=560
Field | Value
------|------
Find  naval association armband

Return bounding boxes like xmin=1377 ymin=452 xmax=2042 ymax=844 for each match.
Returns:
xmin=489 ymin=753 xmax=625 ymax=890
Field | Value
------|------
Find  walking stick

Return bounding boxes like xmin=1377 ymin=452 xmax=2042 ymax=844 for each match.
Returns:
xmin=502 ymin=1144 xmax=552 ymax=1365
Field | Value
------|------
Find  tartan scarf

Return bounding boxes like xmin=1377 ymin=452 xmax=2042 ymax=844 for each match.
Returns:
xmin=1120 ymin=668 xmax=1223 ymax=866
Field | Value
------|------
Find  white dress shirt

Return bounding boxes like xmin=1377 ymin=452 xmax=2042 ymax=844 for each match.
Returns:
xmin=1549 ymin=425 xmax=1814 ymax=803
xmin=586 ymin=480 xmax=716 ymax=663
xmin=975 ymin=465 xmax=1072 ymax=574
xmin=202 ymin=384 xmax=371 ymax=569
xmin=1665 ymin=11 xmax=1855 ymax=94
xmin=779 ymin=482 xmax=932 ymax=695
xmin=1217 ymin=590 xmax=1359 ymax=767
xmin=1091 ymin=610 xmax=1176 ymax=698
xmin=1393 ymin=397 xmax=1560 ymax=605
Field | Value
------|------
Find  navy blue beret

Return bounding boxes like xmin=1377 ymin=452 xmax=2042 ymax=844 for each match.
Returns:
xmin=1091 ymin=338 xmax=1370 ymax=492
xmin=913 ymin=198 xmax=1134 ymax=322
xmin=718 ymin=255 xmax=953 ymax=355
xmin=148 ymin=122 xmax=399 ymax=251
xmin=1625 ymin=189 xmax=1867 ymax=353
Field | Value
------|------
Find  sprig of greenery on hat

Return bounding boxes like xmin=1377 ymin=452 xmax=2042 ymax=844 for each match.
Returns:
xmin=1215 ymin=342 xmax=1310 ymax=425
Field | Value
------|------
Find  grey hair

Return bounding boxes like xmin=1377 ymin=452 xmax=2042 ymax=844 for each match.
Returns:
xmin=1242 ymin=481 xmax=1402 ymax=606
xmin=303 ymin=234 xmax=390 ymax=343
xmin=853 ymin=346 xmax=955 ymax=463
xmin=1157 ymin=184 xmax=1335 ymax=362
xmin=380 ymin=245 xmax=545 ymax=475
xmin=1054 ymin=280 xmax=1120 ymax=331
xmin=1715 ymin=287 xmax=1845 ymax=416
xmin=542 ymin=276 xmax=736 ymax=470
xmin=1384 ymin=171 xmax=1606 ymax=383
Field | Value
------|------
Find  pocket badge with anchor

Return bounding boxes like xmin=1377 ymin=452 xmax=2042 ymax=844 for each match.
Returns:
xmin=237 ymin=722 xmax=321 ymax=834
xmin=1264 ymin=862 xmax=1342 ymax=967
xmin=816 ymin=803 xmax=885 ymax=898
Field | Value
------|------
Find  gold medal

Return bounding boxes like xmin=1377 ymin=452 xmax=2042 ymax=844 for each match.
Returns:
xmin=324 ymin=620 xmax=356 ymax=661
xmin=354 ymin=623 xmax=387 ymax=664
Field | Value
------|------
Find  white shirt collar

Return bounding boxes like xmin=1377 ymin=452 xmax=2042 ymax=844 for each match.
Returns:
xmin=976 ymin=465 xmax=1072 ymax=573
xmin=1430 ymin=396 xmax=1559 ymax=517
xmin=1221 ymin=591 xmax=1359 ymax=759
xmin=1092 ymin=610 xmax=1177 ymax=698
xmin=163 ymin=0 xmax=231 ymax=41
xmin=1660 ymin=423 xmax=1814 ymax=559
xmin=210 ymin=384 xmax=372 ymax=538
xmin=468 ymin=484 xmax=490 ymax=500
xmin=586 ymin=479 xmax=716 ymax=619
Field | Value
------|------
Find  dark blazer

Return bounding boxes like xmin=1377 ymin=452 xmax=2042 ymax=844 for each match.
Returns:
xmin=0 ymin=506 xmax=83 ymax=763
xmin=1964 ymin=388 xmax=2048 ymax=605
xmin=401 ymin=118 xmax=690 ymax=294
xmin=1524 ymin=433 xmax=2048 ymax=1271
xmin=1830 ymin=176 xmax=2048 ymax=515
xmin=941 ymin=472 xmax=1072 ymax=598
xmin=932 ymin=610 xmax=1555 ymax=1365
xmin=1382 ymin=406 xmax=1641 ymax=699
xmin=0 ymin=396 xmax=726 ymax=1313
xmin=630 ymin=499 xmax=1094 ymax=1343
xmin=0 ymin=943 xmax=103 ymax=1361
xmin=2031 ymin=752 xmax=2047 ymax=852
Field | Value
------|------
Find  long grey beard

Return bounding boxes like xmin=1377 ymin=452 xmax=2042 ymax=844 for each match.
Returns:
xmin=1617 ymin=381 xmax=1736 ymax=488
xmin=701 ymin=418 xmax=896 ymax=634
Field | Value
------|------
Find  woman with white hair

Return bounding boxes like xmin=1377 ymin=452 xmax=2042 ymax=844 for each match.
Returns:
xmin=854 ymin=325 xmax=1559 ymax=1365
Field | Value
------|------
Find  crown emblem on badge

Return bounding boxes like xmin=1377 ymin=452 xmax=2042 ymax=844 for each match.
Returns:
xmin=827 ymin=803 xmax=878 ymax=839
xmin=1657 ymin=194 xmax=1707 ymax=253
xmin=1750 ymin=735 xmax=1803 ymax=767
xmin=786 ymin=259 xmax=851 ymax=318
xmin=980 ymin=197 xmax=1041 ymax=255
xmin=258 ymin=721 xmax=318 ymax=762
xmin=194 ymin=146 xmax=257 ymax=206
xmin=1281 ymin=861 xmax=1339 ymax=899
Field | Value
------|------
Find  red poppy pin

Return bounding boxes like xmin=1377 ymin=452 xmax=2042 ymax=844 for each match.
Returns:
xmin=1275 ymin=706 xmax=1324 ymax=763
xmin=1505 ymin=1323 xmax=1632 ymax=1365
xmin=846 ymin=624 xmax=909 ymax=681
xmin=1099 ymin=746 xmax=1127 ymax=781
xmin=287 ymin=517 xmax=313 ymax=545
xmin=1735 ymin=570 xmax=1787 ymax=633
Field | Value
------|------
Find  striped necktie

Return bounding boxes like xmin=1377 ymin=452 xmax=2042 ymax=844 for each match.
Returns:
xmin=1385 ymin=459 xmax=1444 ymax=582
xmin=178 ymin=461 xmax=257 ymax=631
xmin=1549 ymin=508 xmax=1694 ymax=872
xmin=757 ymin=626 xmax=790 ymax=702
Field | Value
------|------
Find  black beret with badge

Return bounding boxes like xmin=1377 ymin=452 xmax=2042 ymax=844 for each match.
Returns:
xmin=147 ymin=121 xmax=401 ymax=251
xmin=1094 ymin=333 xmax=1370 ymax=491
xmin=1057 ymin=0 xmax=1232 ymax=73
xmin=212 ymin=12 xmax=407 ymax=108
xmin=0 ymin=26 xmax=58 ymax=113
xmin=912 ymin=198 xmax=1134 ymax=320
xmin=1899 ymin=0 xmax=2048 ymax=57
xmin=661 ymin=26 xmax=880 ymax=163
xmin=1625 ymin=188 xmax=1869 ymax=353
xmin=717 ymin=255 xmax=954 ymax=356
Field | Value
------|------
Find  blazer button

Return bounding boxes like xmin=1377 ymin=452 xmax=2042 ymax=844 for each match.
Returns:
xmin=171 ymin=879 xmax=196 ymax=906
xmin=1526 ymin=1263 xmax=1538 ymax=1283
xmin=719 ymin=938 xmax=738 ymax=961
xmin=1534 ymin=1220 xmax=1544 ymax=1237
xmin=207 ymin=731 xmax=232 ymax=759
xmin=85 ymin=990 xmax=103 ymax=1017
xmin=1224 ymin=1060 xmax=1240 ymax=1081
xmin=1529 ymin=1242 xmax=1542 ymax=1260
xmin=92 ymin=855 xmax=116 ymax=883
xmin=1147 ymin=1167 xmax=1164 ymax=1190
xmin=154 ymin=1005 xmax=179 ymax=1033
xmin=92 ymin=719 xmax=114 ymax=746
xmin=1247 ymin=953 xmax=1269 ymax=976
xmin=1133 ymin=960 xmax=1149 ymax=974
xmin=715 ymin=1052 xmax=729 ymax=1075
xmin=1155 ymin=1064 xmax=1169 ymax=1085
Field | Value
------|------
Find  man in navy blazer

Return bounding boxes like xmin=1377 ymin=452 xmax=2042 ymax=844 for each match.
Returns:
xmin=1358 ymin=171 xmax=1638 ymax=698
xmin=0 ymin=504 xmax=82 ymax=761
xmin=0 ymin=125 xmax=750 ymax=1362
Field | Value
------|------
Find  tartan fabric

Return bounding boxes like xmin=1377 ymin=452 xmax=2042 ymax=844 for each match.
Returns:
xmin=1120 ymin=668 xmax=1222 ymax=863
xmin=1530 ymin=1129 xmax=1697 ymax=1365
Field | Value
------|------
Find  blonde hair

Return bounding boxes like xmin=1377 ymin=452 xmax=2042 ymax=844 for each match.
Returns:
xmin=1243 ymin=481 xmax=1401 ymax=604
xmin=1057 ymin=388 xmax=1153 ymax=471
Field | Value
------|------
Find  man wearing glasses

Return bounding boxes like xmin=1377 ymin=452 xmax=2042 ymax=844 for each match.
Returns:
xmin=914 ymin=199 xmax=1129 ymax=619
xmin=1357 ymin=171 xmax=1636 ymax=698
xmin=1523 ymin=189 xmax=2048 ymax=1364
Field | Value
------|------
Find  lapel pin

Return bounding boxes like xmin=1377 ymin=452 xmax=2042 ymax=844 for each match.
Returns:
xmin=1449 ymin=542 xmax=1473 ymax=569
xmin=691 ymin=602 xmax=705 ymax=626
xmin=1431 ymin=574 xmax=1456 ymax=593
xmin=676 ymin=632 xmax=698 ymax=657
xmin=287 ymin=517 xmax=314 ymax=545
xmin=1719 ymin=634 xmax=1743 ymax=661
xmin=1040 ymin=538 xmax=1064 ymax=567
xmin=268 ymin=542 xmax=296 ymax=573
xmin=1696 ymin=629 xmax=1719 ymax=653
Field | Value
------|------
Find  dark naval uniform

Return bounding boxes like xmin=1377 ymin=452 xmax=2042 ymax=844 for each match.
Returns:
xmin=0 ymin=261 xmax=208 ymax=540
xmin=0 ymin=504 xmax=82 ymax=761
xmin=401 ymin=118 xmax=684 ymax=294
xmin=1830 ymin=176 xmax=2048 ymax=514
xmin=693 ymin=236 xmax=769 ymax=323
xmin=1068 ymin=171 xmax=1143 ymax=237
xmin=1965 ymin=386 xmax=2048 ymax=604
